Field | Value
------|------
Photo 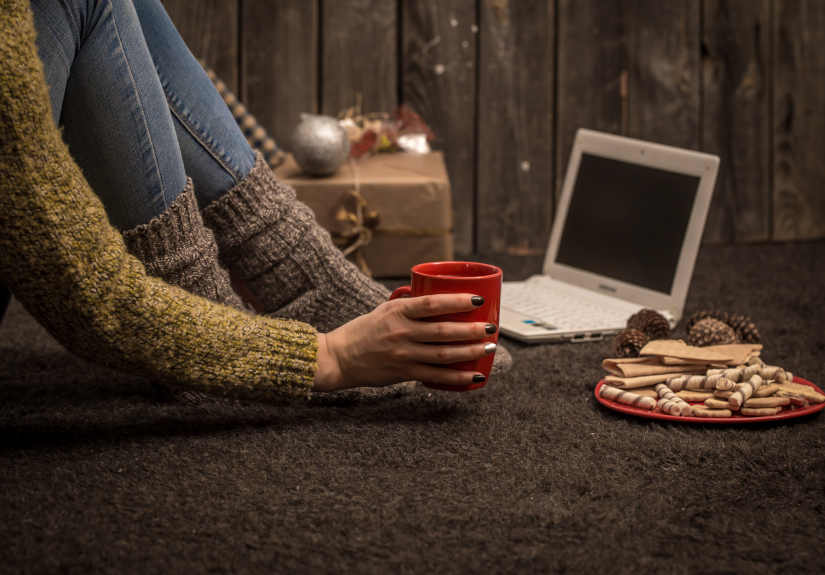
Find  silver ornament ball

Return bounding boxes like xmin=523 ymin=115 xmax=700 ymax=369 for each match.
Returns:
xmin=291 ymin=114 xmax=350 ymax=176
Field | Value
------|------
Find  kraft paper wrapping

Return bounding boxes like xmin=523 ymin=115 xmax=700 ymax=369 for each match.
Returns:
xmin=276 ymin=152 xmax=453 ymax=277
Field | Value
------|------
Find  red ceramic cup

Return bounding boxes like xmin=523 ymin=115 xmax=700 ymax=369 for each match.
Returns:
xmin=390 ymin=261 xmax=503 ymax=391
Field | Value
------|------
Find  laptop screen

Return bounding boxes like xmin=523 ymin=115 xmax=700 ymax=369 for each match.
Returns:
xmin=555 ymin=153 xmax=700 ymax=295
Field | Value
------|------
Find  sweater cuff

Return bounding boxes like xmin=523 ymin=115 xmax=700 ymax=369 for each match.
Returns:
xmin=175 ymin=315 xmax=320 ymax=401
xmin=252 ymin=316 xmax=320 ymax=398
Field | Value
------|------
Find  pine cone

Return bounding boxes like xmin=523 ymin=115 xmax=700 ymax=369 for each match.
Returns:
xmin=687 ymin=318 xmax=737 ymax=347
xmin=717 ymin=312 xmax=761 ymax=344
xmin=613 ymin=328 xmax=650 ymax=358
xmin=685 ymin=309 xmax=761 ymax=344
xmin=627 ymin=308 xmax=670 ymax=340
xmin=686 ymin=310 xmax=717 ymax=332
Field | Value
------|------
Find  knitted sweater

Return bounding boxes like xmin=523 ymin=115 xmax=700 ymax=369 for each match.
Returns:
xmin=0 ymin=0 xmax=318 ymax=399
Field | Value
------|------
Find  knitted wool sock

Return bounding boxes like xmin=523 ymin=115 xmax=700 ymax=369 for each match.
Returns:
xmin=123 ymin=179 xmax=245 ymax=310
xmin=202 ymin=152 xmax=390 ymax=332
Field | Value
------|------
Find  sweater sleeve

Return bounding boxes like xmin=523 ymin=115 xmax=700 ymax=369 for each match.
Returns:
xmin=0 ymin=0 xmax=317 ymax=399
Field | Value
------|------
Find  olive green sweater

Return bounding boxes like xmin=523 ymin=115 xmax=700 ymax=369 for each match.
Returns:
xmin=0 ymin=0 xmax=318 ymax=399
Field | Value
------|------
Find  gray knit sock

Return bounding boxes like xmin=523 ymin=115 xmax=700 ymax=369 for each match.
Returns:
xmin=202 ymin=152 xmax=390 ymax=332
xmin=123 ymin=178 xmax=245 ymax=310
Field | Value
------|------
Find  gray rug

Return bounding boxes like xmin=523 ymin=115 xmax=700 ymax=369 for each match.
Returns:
xmin=1 ymin=241 xmax=824 ymax=574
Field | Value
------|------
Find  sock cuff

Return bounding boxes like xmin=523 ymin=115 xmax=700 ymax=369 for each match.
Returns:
xmin=202 ymin=151 xmax=309 ymax=250
xmin=122 ymin=179 xmax=214 ymax=277
xmin=202 ymin=151 xmax=315 ymax=276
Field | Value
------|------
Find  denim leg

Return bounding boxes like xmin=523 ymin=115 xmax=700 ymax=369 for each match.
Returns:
xmin=30 ymin=0 xmax=187 ymax=230
xmin=133 ymin=0 xmax=256 ymax=208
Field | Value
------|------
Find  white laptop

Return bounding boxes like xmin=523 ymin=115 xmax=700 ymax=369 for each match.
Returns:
xmin=500 ymin=129 xmax=719 ymax=343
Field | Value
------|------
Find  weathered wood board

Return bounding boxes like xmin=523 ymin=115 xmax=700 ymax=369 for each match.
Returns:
xmin=402 ymin=0 xmax=477 ymax=255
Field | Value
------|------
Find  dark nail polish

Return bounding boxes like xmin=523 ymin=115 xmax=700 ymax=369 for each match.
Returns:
xmin=473 ymin=374 xmax=486 ymax=383
xmin=485 ymin=323 xmax=497 ymax=334
xmin=471 ymin=296 xmax=485 ymax=306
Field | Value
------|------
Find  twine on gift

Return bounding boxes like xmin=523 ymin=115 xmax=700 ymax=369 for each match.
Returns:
xmin=330 ymin=158 xmax=380 ymax=276
xmin=330 ymin=158 xmax=453 ymax=276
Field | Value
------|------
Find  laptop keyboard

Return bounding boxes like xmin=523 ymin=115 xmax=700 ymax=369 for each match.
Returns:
xmin=502 ymin=276 xmax=643 ymax=331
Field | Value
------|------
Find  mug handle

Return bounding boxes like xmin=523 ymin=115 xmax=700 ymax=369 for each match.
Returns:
xmin=390 ymin=285 xmax=412 ymax=300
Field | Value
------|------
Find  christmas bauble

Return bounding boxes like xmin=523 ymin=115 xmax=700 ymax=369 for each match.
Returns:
xmin=291 ymin=114 xmax=350 ymax=176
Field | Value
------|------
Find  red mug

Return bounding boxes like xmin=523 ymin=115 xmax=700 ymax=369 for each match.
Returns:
xmin=390 ymin=261 xmax=503 ymax=391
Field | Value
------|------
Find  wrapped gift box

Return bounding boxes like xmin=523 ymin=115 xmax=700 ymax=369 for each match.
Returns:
xmin=275 ymin=152 xmax=454 ymax=278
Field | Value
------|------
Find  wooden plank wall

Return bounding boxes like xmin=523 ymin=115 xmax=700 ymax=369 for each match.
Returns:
xmin=163 ymin=0 xmax=825 ymax=259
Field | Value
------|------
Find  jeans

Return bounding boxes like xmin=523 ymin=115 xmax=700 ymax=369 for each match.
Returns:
xmin=30 ymin=0 xmax=256 ymax=229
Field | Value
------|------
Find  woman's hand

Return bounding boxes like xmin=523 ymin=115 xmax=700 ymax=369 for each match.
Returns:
xmin=312 ymin=294 xmax=496 ymax=392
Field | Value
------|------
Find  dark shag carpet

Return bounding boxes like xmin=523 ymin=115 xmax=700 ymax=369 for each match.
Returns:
xmin=1 ymin=241 xmax=824 ymax=574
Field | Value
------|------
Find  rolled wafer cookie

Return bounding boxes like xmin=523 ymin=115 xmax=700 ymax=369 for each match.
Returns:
xmin=753 ymin=383 xmax=779 ymax=397
xmin=676 ymin=390 xmax=713 ymax=402
xmin=743 ymin=396 xmax=790 ymax=408
xmin=742 ymin=363 xmax=762 ymax=380
xmin=759 ymin=365 xmax=781 ymax=380
xmin=655 ymin=383 xmax=692 ymax=416
xmin=600 ymin=385 xmax=656 ymax=410
xmin=704 ymin=398 xmax=730 ymax=410
xmin=667 ymin=375 xmax=688 ymax=392
xmin=741 ymin=406 xmax=782 ymax=416
xmin=714 ymin=389 xmax=734 ymax=398
xmin=661 ymin=357 xmax=713 ymax=367
xmin=640 ymin=341 xmax=762 ymax=365
xmin=640 ymin=340 xmax=736 ymax=363
xmin=602 ymin=358 xmax=705 ymax=378
xmin=623 ymin=387 xmax=658 ymax=399
xmin=698 ymin=370 xmax=734 ymax=390
xmin=766 ymin=366 xmax=793 ymax=383
xmin=707 ymin=343 xmax=763 ymax=365
xmin=684 ymin=375 xmax=717 ymax=391
xmin=657 ymin=398 xmax=692 ymax=416
xmin=723 ymin=367 xmax=744 ymax=383
xmin=775 ymin=370 xmax=792 ymax=384
xmin=603 ymin=374 xmax=687 ymax=389
xmin=775 ymin=382 xmax=824 ymax=404
xmin=756 ymin=365 xmax=790 ymax=384
xmin=729 ymin=374 xmax=764 ymax=410
xmin=785 ymin=395 xmax=810 ymax=408
xmin=691 ymin=407 xmax=733 ymax=418
xmin=705 ymin=373 xmax=723 ymax=387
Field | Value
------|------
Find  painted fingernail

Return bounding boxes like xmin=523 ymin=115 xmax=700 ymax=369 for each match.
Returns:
xmin=473 ymin=374 xmax=486 ymax=383
xmin=485 ymin=323 xmax=497 ymax=334
xmin=484 ymin=342 xmax=497 ymax=354
xmin=471 ymin=296 xmax=485 ymax=306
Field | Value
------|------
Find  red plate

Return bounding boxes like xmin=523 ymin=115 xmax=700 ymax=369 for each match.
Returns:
xmin=594 ymin=376 xmax=825 ymax=423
